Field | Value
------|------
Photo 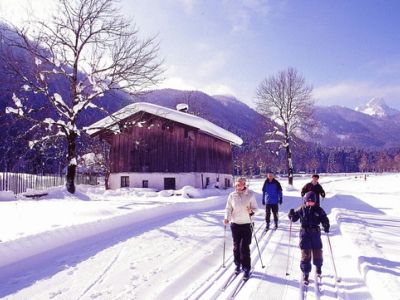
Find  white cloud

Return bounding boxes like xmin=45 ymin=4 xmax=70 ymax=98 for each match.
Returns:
xmin=159 ymin=63 xmax=238 ymax=98
xmin=240 ymin=0 xmax=271 ymax=15
xmin=197 ymin=51 xmax=229 ymax=78
xmin=0 ymin=0 xmax=56 ymax=26
xmin=314 ymin=81 xmax=400 ymax=108
xmin=159 ymin=75 xmax=237 ymax=99
xmin=159 ymin=76 xmax=196 ymax=91
xmin=222 ymin=0 xmax=272 ymax=33
xmin=177 ymin=0 xmax=197 ymax=14
xmin=230 ymin=10 xmax=251 ymax=33
xmin=203 ymin=83 xmax=236 ymax=97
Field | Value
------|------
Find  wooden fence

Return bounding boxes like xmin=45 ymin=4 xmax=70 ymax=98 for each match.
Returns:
xmin=0 ymin=172 xmax=98 ymax=195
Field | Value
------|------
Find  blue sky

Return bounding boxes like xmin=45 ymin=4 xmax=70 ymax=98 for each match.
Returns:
xmin=1 ymin=0 xmax=400 ymax=109
xmin=121 ymin=0 xmax=400 ymax=110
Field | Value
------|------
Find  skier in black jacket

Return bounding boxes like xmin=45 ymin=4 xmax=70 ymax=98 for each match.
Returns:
xmin=301 ymin=174 xmax=326 ymax=206
xmin=288 ymin=191 xmax=330 ymax=284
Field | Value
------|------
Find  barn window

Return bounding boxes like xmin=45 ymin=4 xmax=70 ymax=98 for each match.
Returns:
xmin=164 ymin=177 xmax=176 ymax=190
xmin=142 ymin=180 xmax=149 ymax=188
xmin=121 ymin=176 xmax=130 ymax=187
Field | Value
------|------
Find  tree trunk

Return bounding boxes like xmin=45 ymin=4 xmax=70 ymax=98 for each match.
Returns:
xmin=66 ymin=132 xmax=77 ymax=193
xmin=286 ymin=145 xmax=294 ymax=186
xmin=105 ymin=172 xmax=110 ymax=190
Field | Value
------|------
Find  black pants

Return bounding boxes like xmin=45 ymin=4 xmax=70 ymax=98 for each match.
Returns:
xmin=301 ymin=249 xmax=323 ymax=274
xmin=299 ymin=227 xmax=323 ymax=274
xmin=265 ymin=204 xmax=279 ymax=225
xmin=231 ymin=223 xmax=252 ymax=270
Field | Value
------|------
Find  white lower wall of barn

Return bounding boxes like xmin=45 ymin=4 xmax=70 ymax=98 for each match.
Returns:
xmin=108 ymin=172 xmax=233 ymax=190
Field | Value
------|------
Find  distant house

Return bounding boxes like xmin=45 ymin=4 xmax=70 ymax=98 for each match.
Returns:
xmin=87 ymin=102 xmax=243 ymax=190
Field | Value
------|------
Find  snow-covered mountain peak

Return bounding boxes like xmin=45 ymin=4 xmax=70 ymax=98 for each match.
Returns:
xmin=355 ymin=97 xmax=399 ymax=117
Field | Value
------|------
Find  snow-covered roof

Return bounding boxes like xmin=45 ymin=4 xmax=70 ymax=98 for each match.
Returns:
xmin=86 ymin=102 xmax=243 ymax=145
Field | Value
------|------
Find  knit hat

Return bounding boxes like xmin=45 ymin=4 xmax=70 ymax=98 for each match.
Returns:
xmin=304 ymin=191 xmax=316 ymax=203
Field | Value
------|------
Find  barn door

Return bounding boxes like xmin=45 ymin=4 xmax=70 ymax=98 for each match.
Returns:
xmin=164 ymin=177 xmax=176 ymax=190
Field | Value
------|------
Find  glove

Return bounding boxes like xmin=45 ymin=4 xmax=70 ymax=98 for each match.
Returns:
xmin=278 ymin=197 xmax=282 ymax=205
xmin=262 ymin=193 xmax=265 ymax=205
xmin=323 ymin=226 xmax=330 ymax=233
xmin=288 ymin=208 xmax=295 ymax=218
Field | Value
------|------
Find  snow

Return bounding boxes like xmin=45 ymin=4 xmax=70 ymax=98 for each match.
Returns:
xmin=0 ymin=191 xmax=15 ymax=202
xmin=0 ymin=173 xmax=399 ymax=299
xmin=355 ymin=97 xmax=399 ymax=117
xmin=53 ymin=93 xmax=67 ymax=110
xmin=34 ymin=57 xmax=42 ymax=66
xmin=86 ymin=102 xmax=243 ymax=145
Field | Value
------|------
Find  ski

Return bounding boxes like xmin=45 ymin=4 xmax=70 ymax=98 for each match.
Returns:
xmin=260 ymin=226 xmax=269 ymax=237
xmin=299 ymin=275 xmax=309 ymax=300
xmin=260 ymin=224 xmax=275 ymax=240
xmin=302 ymin=282 xmax=309 ymax=300
xmin=243 ymin=271 xmax=252 ymax=282
xmin=220 ymin=272 xmax=240 ymax=292
xmin=315 ymin=273 xmax=323 ymax=296
xmin=227 ymin=270 xmax=253 ymax=300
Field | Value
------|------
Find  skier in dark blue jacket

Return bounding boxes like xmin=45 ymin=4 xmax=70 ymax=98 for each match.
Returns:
xmin=262 ymin=172 xmax=283 ymax=230
xmin=288 ymin=191 xmax=330 ymax=284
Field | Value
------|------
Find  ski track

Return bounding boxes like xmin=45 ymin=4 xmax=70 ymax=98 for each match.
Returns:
xmin=199 ymin=221 xmax=269 ymax=300
xmin=76 ymin=246 xmax=124 ymax=300
xmin=2 ymin=176 xmax=397 ymax=300
xmin=7 ymin=210 xmax=369 ymax=300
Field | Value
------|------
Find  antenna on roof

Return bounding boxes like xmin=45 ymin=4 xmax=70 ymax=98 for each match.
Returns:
xmin=176 ymin=103 xmax=189 ymax=112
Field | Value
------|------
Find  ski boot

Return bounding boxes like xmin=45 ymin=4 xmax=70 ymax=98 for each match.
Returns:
xmin=243 ymin=268 xmax=251 ymax=280
xmin=303 ymin=273 xmax=309 ymax=285
xmin=234 ymin=265 xmax=241 ymax=275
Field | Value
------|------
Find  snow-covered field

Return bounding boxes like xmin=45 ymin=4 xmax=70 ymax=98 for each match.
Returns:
xmin=0 ymin=173 xmax=399 ymax=300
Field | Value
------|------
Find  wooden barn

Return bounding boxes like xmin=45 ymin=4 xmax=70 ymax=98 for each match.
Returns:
xmin=87 ymin=102 xmax=243 ymax=190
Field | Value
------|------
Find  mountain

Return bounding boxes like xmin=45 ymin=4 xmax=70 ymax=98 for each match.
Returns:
xmin=355 ymin=97 xmax=399 ymax=118
xmin=302 ymin=105 xmax=400 ymax=148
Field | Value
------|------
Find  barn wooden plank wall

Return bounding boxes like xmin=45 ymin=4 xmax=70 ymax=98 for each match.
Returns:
xmin=99 ymin=113 xmax=233 ymax=174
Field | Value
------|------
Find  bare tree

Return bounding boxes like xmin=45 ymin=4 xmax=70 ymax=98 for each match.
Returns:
xmin=307 ymin=157 xmax=320 ymax=174
xmin=358 ymin=153 xmax=369 ymax=172
xmin=256 ymin=67 xmax=313 ymax=185
xmin=1 ymin=0 xmax=163 ymax=193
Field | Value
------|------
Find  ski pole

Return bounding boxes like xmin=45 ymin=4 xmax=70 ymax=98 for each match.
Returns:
xmin=223 ymin=224 xmax=227 ymax=268
xmin=285 ymin=217 xmax=293 ymax=275
xmin=326 ymin=232 xmax=341 ymax=282
xmin=250 ymin=215 xmax=265 ymax=268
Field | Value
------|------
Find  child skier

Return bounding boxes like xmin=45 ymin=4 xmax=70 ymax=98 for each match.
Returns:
xmin=288 ymin=191 xmax=330 ymax=284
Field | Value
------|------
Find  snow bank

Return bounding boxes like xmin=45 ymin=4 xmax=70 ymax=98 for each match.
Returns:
xmin=0 ymin=191 xmax=227 ymax=270
xmin=0 ymin=191 xmax=15 ymax=201
xmin=332 ymin=207 xmax=400 ymax=300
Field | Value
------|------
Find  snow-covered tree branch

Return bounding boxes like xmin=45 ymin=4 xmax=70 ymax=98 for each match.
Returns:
xmin=1 ymin=0 xmax=163 ymax=193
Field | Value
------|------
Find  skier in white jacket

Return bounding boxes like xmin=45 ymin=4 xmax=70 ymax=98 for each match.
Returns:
xmin=224 ymin=177 xmax=258 ymax=279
